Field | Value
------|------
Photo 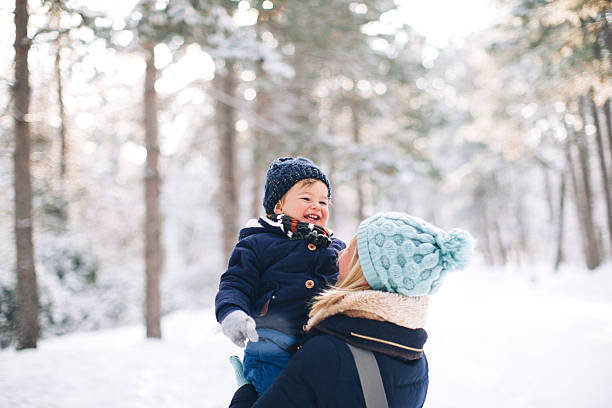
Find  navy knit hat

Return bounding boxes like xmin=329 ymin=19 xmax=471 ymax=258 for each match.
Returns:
xmin=263 ymin=157 xmax=331 ymax=215
xmin=357 ymin=212 xmax=473 ymax=296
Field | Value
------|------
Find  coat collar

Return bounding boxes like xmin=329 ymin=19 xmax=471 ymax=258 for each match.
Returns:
xmin=306 ymin=290 xmax=429 ymax=331
xmin=306 ymin=290 xmax=429 ymax=361
xmin=313 ymin=315 xmax=427 ymax=361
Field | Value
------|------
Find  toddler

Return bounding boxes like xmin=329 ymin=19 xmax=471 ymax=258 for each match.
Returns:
xmin=215 ymin=157 xmax=346 ymax=395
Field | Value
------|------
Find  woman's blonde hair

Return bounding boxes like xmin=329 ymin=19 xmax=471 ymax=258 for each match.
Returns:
xmin=308 ymin=236 xmax=370 ymax=319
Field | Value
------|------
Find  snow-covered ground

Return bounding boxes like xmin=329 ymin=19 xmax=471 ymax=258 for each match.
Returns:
xmin=1 ymin=264 xmax=611 ymax=408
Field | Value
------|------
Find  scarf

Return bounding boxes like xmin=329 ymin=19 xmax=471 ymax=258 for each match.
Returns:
xmin=260 ymin=214 xmax=333 ymax=249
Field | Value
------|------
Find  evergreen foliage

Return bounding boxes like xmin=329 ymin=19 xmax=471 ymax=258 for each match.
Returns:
xmin=1 ymin=0 xmax=610 ymax=346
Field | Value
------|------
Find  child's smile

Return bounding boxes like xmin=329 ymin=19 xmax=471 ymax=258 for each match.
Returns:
xmin=304 ymin=213 xmax=320 ymax=222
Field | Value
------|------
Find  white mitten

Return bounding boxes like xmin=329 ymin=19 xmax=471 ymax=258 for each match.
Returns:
xmin=221 ymin=310 xmax=259 ymax=347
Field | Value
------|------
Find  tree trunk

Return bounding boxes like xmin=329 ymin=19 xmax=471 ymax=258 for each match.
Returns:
xmin=351 ymin=103 xmax=364 ymax=223
xmin=251 ymin=147 xmax=266 ymax=219
xmin=565 ymin=131 xmax=588 ymax=264
xmin=52 ymin=33 xmax=68 ymax=228
xmin=325 ymin=108 xmax=338 ymax=229
xmin=216 ymin=61 xmax=240 ymax=261
xmin=251 ymin=23 xmax=270 ymax=220
xmin=55 ymin=36 xmax=67 ymax=182
xmin=604 ymin=98 xmax=612 ymax=190
xmin=511 ymin=167 xmax=529 ymax=262
xmin=144 ymin=45 xmax=162 ymax=339
xmin=589 ymin=92 xmax=612 ymax=255
xmin=541 ymin=164 xmax=554 ymax=224
xmin=251 ymin=71 xmax=269 ymax=219
xmin=602 ymin=10 xmax=612 ymax=66
xmin=565 ymin=117 xmax=601 ymax=270
xmin=489 ymin=174 xmax=508 ymax=264
xmin=554 ymin=170 xmax=566 ymax=271
xmin=476 ymin=191 xmax=494 ymax=265
xmin=14 ymin=0 xmax=38 ymax=350
xmin=576 ymin=97 xmax=602 ymax=268
xmin=492 ymin=216 xmax=508 ymax=264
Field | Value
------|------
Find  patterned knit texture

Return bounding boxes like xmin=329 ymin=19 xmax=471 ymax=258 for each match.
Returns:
xmin=357 ymin=212 xmax=473 ymax=296
xmin=263 ymin=157 xmax=331 ymax=215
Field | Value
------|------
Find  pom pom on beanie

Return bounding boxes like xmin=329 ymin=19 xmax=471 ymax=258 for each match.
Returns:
xmin=438 ymin=228 xmax=473 ymax=271
xmin=263 ymin=157 xmax=331 ymax=215
xmin=357 ymin=212 xmax=474 ymax=296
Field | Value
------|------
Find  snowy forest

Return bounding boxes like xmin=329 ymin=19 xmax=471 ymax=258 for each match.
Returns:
xmin=1 ymin=1 xmax=611 ymax=404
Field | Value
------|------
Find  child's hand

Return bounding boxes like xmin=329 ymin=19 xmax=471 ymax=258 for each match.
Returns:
xmin=221 ymin=310 xmax=259 ymax=347
xmin=229 ymin=355 xmax=250 ymax=387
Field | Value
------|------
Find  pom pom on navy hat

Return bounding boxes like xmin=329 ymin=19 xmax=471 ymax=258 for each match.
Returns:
xmin=357 ymin=212 xmax=474 ymax=296
xmin=262 ymin=157 xmax=331 ymax=215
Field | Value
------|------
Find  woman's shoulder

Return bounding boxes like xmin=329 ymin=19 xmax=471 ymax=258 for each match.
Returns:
xmin=293 ymin=333 xmax=348 ymax=368
xmin=295 ymin=333 xmax=369 ymax=379
xmin=302 ymin=332 xmax=346 ymax=351
xmin=288 ymin=335 xmax=357 ymax=394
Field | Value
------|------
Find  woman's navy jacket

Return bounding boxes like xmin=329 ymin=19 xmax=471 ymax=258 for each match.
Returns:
xmin=230 ymin=315 xmax=429 ymax=408
xmin=215 ymin=219 xmax=346 ymax=336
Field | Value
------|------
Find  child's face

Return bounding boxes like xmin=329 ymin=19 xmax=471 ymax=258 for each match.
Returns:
xmin=274 ymin=180 xmax=329 ymax=227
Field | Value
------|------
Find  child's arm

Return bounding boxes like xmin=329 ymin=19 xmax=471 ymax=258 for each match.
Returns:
xmin=319 ymin=238 xmax=346 ymax=283
xmin=215 ymin=237 xmax=262 ymax=326
xmin=330 ymin=238 xmax=347 ymax=253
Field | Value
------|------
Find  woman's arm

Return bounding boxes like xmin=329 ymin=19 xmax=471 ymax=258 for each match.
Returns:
xmin=227 ymin=350 xmax=320 ymax=408
xmin=253 ymin=335 xmax=341 ymax=408
xmin=229 ymin=384 xmax=258 ymax=408
xmin=227 ymin=335 xmax=340 ymax=408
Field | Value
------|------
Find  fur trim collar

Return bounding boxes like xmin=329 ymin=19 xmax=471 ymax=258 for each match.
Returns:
xmin=306 ymin=290 xmax=428 ymax=331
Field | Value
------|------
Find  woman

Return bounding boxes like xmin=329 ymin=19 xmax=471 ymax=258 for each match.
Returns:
xmin=229 ymin=212 xmax=473 ymax=408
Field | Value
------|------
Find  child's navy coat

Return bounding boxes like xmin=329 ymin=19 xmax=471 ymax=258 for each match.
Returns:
xmin=215 ymin=219 xmax=346 ymax=336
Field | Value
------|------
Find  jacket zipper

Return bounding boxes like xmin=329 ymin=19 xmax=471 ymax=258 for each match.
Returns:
xmin=350 ymin=332 xmax=423 ymax=352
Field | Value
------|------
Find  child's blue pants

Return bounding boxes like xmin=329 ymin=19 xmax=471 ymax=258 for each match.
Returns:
xmin=242 ymin=328 xmax=297 ymax=396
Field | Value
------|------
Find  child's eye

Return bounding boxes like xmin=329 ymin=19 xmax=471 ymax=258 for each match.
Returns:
xmin=319 ymin=201 xmax=328 ymax=206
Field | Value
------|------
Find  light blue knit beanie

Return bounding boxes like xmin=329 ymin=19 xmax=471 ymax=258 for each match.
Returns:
xmin=357 ymin=212 xmax=473 ymax=296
